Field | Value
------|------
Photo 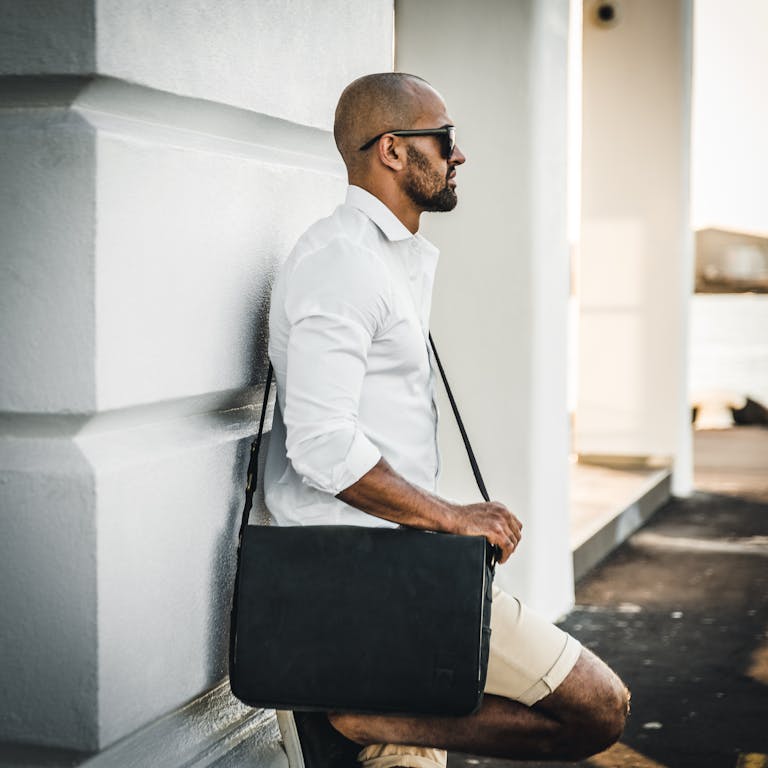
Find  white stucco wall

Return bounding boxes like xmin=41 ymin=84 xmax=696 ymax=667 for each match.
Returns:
xmin=1 ymin=0 xmax=392 ymax=130
xmin=95 ymin=0 xmax=391 ymax=130
xmin=396 ymin=0 xmax=575 ymax=620
xmin=0 ymin=1 xmax=393 ymax=756
xmin=0 ymin=0 xmax=96 ymax=73
xmin=0 ymin=108 xmax=96 ymax=413
xmin=0 ymin=438 xmax=98 ymax=749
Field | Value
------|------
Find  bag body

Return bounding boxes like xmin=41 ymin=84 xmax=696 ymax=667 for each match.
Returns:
xmin=228 ymin=336 xmax=497 ymax=716
xmin=229 ymin=525 xmax=493 ymax=715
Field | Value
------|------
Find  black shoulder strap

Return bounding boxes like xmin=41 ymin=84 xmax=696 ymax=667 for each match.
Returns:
xmin=428 ymin=333 xmax=490 ymax=503
xmin=230 ymin=363 xmax=273 ymax=670
xmin=239 ymin=363 xmax=273 ymax=542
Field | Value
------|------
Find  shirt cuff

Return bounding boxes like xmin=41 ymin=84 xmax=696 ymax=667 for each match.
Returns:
xmin=294 ymin=429 xmax=382 ymax=496
xmin=332 ymin=430 xmax=382 ymax=494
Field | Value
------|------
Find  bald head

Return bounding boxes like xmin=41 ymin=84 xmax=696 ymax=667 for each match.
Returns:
xmin=334 ymin=72 xmax=439 ymax=176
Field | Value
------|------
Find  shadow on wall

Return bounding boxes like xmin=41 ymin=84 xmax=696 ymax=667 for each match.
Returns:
xmin=205 ymin=283 xmax=273 ymax=682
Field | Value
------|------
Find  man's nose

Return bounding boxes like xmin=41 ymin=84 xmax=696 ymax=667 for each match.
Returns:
xmin=451 ymin=144 xmax=466 ymax=165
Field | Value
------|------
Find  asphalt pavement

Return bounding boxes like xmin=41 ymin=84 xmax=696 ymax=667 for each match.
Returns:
xmin=449 ymin=427 xmax=768 ymax=768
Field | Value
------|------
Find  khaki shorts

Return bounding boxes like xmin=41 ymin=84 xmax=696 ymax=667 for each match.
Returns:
xmin=358 ymin=585 xmax=582 ymax=768
xmin=486 ymin=584 xmax=582 ymax=706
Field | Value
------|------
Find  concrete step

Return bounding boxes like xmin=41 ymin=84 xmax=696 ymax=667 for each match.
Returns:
xmin=570 ymin=461 xmax=672 ymax=582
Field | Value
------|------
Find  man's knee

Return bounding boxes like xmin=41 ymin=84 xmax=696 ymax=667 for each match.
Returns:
xmin=544 ymin=682 xmax=628 ymax=761
xmin=544 ymin=649 xmax=630 ymax=759
xmin=571 ymin=673 xmax=630 ymax=759
xmin=591 ymin=676 xmax=630 ymax=749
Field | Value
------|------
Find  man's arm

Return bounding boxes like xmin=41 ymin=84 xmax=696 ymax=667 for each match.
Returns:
xmin=281 ymin=241 xmax=522 ymax=559
xmin=280 ymin=243 xmax=387 ymax=496
xmin=337 ymin=458 xmax=523 ymax=564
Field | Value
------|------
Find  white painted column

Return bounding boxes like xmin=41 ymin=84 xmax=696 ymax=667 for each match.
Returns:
xmin=0 ymin=1 xmax=393 ymax=761
xmin=577 ymin=0 xmax=694 ymax=496
xmin=396 ymin=0 xmax=575 ymax=620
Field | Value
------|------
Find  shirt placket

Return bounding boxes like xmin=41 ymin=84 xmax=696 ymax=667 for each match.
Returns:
xmin=402 ymin=239 xmax=441 ymax=484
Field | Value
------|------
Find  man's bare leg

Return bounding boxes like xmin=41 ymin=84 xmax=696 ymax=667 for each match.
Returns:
xmin=329 ymin=648 xmax=630 ymax=762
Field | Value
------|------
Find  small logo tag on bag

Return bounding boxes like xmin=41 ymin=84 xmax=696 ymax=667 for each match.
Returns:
xmin=434 ymin=667 xmax=455 ymax=688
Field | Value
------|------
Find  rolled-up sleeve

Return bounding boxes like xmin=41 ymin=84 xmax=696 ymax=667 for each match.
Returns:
xmin=281 ymin=241 xmax=390 ymax=494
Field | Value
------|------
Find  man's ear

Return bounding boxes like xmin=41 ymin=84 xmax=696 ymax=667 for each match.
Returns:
xmin=377 ymin=135 xmax=406 ymax=172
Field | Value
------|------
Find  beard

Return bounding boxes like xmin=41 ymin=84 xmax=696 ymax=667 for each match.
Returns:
xmin=403 ymin=145 xmax=458 ymax=212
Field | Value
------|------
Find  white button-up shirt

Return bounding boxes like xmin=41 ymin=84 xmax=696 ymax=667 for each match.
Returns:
xmin=264 ymin=185 xmax=440 ymax=527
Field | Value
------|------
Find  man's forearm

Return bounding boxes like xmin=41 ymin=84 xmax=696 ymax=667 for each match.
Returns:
xmin=336 ymin=457 xmax=459 ymax=532
xmin=336 ymin=458 xmax=524 ymax=563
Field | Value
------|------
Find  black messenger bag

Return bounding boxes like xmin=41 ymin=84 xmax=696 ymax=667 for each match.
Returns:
xmin=228 ymin=335 xmax=497 ymax=716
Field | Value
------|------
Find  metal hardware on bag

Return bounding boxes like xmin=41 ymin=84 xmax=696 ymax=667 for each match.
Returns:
xmin=488 ymin=542 xmax=502 ymax=570
xmin=245 ymin=442 xmax=257 ymax=492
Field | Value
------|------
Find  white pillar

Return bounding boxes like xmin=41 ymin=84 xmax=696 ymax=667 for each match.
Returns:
xmin=0 ymin=1 xmax=393 ymax=761
xmin=577 ymin=0 xmax=694 ymax=496
xmin=396 ymin=0 xmax=575 ymax=620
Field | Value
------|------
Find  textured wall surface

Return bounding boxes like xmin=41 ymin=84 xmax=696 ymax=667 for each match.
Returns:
xmin=0 ymin=106 xmax=96 ymax=413
xmin=95 ymin=0 xmax=392 ymax=129
xmin=0 ymin=0 xmax=393 ymax=757
xmin=0 ymin=438 xmax=98 ymax=749
xmin=0 ymin=0 xmax=392 ymax=130
xmin=0 ymin=0 xmax=95 ymax=73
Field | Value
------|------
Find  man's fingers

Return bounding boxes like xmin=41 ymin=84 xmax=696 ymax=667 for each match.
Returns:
xmin=498 ymin=540 xmax=513 ymax=564
xmin=460 ymin=501 xmax=522 ymax=562
xmin=495 ymin=522 xmax=520 ymax=552
xmin=486 ymin=507 xmax=522 ymax=563
xmin=499 ymin=517 xmax=523 ymax=562
xmin=505 ymin=512 xmax=523 ymax=538
xmin=489 ymin=502 xmax=522 ymax=540
xmin=495 ymin=532 xmax=518 ymax=563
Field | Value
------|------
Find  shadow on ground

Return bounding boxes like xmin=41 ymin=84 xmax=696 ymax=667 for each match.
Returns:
xmin=450 ymin=429 xmax=768 ymax=768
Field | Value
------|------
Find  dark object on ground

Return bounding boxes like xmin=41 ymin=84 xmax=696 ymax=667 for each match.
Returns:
xmin=450 ymin=427 xmax=768 ymax=768
xmin=731 ymin=396 xmax=768 ymax=426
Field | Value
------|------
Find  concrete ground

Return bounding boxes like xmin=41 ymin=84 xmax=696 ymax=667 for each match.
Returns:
xmin=450 ymin=427 xmax=768 ymax=768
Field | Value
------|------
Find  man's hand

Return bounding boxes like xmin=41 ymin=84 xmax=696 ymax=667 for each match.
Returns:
xmin=449 ymin=501 xmax=523 ymax=564
xmin=337 ymin=458 xmax=522 ymax=563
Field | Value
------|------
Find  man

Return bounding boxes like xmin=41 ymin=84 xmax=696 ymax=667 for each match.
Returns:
xmin=264 ymin=72 xmax=629 ymax=768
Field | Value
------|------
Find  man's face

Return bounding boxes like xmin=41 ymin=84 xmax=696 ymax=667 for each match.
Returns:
xmin=401 ymin=88 xmax=466 ymax=213
xmin=403 ymin=144 xmax=459 ymax=212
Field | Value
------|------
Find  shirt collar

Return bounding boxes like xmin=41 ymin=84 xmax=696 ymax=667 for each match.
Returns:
xmin=345 ymin=185 xmax=414 ymax=243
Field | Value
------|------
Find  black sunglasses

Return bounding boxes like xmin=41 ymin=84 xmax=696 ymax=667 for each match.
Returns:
xmin=358 ymin=125 xmax=456 ymax=160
